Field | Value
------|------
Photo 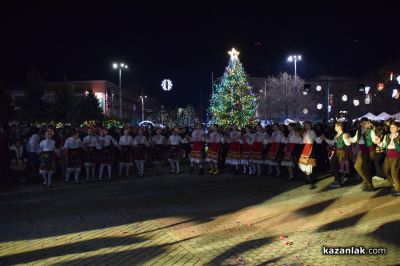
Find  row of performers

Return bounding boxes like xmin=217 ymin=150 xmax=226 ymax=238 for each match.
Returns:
xmin=36 ymin=120 xmax=400 ymax=196
xmin=36 ymin=123 xmax=320 ymax=187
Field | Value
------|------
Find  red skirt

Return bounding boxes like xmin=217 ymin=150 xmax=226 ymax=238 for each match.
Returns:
xmin=250 ymin=142 xmax=263 ymax=161
xmin=266 ymin=143 xmax=280 ymax=161
xmin=241 ymin=143 xmax=251 ymax=159
xmin=190 ymin=142 xmax=204 ymax=160
xmin=135 ymin=144 xmax=147 ymax=161
xmin=207 ymin=143 xmax=220 ymax=161
xmin=282 ymin=143 xmax=295 ymax=162
xmin=227 ymin=142 xmax=241 ymax=160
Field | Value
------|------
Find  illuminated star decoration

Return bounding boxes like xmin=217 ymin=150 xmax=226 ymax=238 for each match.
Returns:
xmin=228 ymin=48 xmax=240 ymax=61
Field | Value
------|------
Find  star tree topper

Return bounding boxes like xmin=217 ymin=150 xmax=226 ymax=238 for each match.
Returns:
xmin=228 ymin=48 xmax=240 ymax=61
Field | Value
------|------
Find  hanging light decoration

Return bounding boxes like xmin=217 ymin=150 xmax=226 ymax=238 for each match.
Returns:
xmin=342 ymin=94 xmax=348 ymax=101
xmin=353 ymin=99 xmax=360 ymax=106
xmin=392 ymin=89 xmax=400 ymax=99
xmin=365 ymin=95 xmax=371 ymax=105
xmin=317 ymin=103 xmax=323 ymax=110
xmin=316 ymin=85 xmax=322 ymax=91
xmin=377 ymin=82 xmax=384 ymax=91
xmin=303 ymin=108 xmax=309 ymax=114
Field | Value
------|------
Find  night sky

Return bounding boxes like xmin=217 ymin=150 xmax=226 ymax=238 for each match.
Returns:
xmin=1 ymin=1 xmax=399 ymax=107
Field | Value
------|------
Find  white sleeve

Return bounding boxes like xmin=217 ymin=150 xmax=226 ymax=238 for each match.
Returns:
xmin=343 ymin=134 xmax=351 ymax=146
xmin=63 ymin=139 xmax=69 ymax=149
xmin=350 ymin=131 xmax=359 ymax=144
xmin=324 ymin=138 xmax=335 ymax=146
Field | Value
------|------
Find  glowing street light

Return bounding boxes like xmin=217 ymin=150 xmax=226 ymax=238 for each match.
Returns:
xmin=112 ymin=62 xmax=128 ymax=118
xmin=287 ymin=54 xmax=302 ymax=77
xmin=139 ymin=95 xmax=147 ymax=121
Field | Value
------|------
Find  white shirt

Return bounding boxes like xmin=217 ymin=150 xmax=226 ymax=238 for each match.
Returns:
xmin=388 ymin=133 xmax=399 ymax=149
xmin=228 ymin=131 xmax=242 ymax=143
xmin=303 ymin=130 xmax=321 ymax=144
xmin=350 ymin=129 xmax=376 ymax=145
xmin=97 ymin=135 xmax=118 ymax=149
xmin=283 ymin=131 xmax=303 ymax=144
xmin=253 ymin=131 xmax=266 ymax=144
xmin=134 ymin=135 xmax=148 ymax=146
xmin=169 ymin=135 xmax=182 ymax=145
xmin=208 ymin=132 xmax=222 ymax=143
xmin=324 ymin=133 xmax=351 ymax=146
xmin=26 ymin=134 xmax=40 ymax=153
xmin=242 ymin=133 xmax=253 ymax=145
xmin=270 ymin=131 xmax=284 ymax=143
xmin=119 ymin=135 xmax=134 ymax=146
xmin=151 ymin=135 xmax=166 ymax=145
xmin=39 ymin=139 xmax=56 ymax=152
xmin=63 ymin=137 xmax=82 ymax=149
xmin=83 ymin=135 xmax=98 ymax=147
xmin=191 ymin=129 xmax=205 ymax=142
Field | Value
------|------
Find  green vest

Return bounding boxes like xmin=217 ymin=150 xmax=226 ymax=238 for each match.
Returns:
xmin=335 ymin=133 xmax=345 ymax=149
xmin=363 ymin=129 xmax=374 ymax=147
xmin=384 ymin=134 xmax=400 ymax=153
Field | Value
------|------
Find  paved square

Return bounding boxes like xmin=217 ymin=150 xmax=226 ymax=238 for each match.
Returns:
xmin=1 ymin=167 xmax=399 ymax=265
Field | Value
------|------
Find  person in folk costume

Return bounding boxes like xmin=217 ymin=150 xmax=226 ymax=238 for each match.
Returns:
xmin=38 ymin=129 xmax=56 ymax=188
xmin=281 ymin=124 xmax=303 ymax=180
xmin=320 ymin=122 xmax=352 ymax=188
xmin=241 ymin=126 xmax=253 ymax=175
xmin=348 ymin=118 xmax=377 ymax=191
xmin=206 ymin=125 xmax=223 ymax=175
xmin=225 ymin=124 xmax=242 ymax=174
xmin=118 ymin=128 xmax=134 ymax=177
xmin=189 ymin=124 xmax=206 ymax=175
xmin=63 ymin=129 xmax=82 ymax=183
xmin=249 ymin=124 xmax=267 ymax=176
xmin=133 ymin=127 xmax=148 ymax=177
xmin=265 ymin=123 xmax=285 ymax=176
xmin=373 ymin=122 xmax=388 ymax=180
xmin=298 ymin=122 xmax=322 ymax=183
xmin=168 ymin=128 xmax=183 ymax=174
xmin=375 ymin=121 xmax=400 ymax=196
xmin=82 ymin=127 xmax=98 ymax=181
xmin=150 ymin=127 xmax=167 ymax=174
xmin=9 ymin=138 xmax=28 ymax=185
xmin=97 ymin=128 xmax=118 ymax=180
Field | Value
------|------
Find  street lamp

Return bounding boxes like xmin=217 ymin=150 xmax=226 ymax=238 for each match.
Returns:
xmin=260 ymin=80 xmax=267 ymax=120
xmin=139 ymin=95 xmax=147 ymax=121
xmin=112 ymin=62 xmax=128 ymax=118
xmin=287 ymin=54 xmax=302 ymax=77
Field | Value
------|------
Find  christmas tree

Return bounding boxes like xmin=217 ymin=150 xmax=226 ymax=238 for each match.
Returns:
xmin=209 ymin=48 xmax=258 ymax=128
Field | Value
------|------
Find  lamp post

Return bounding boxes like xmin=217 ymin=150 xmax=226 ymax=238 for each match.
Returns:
xmin=139 ymin=95 xmax=147 ymax=121
xmin=287 ymin=55 xmax=302 ymax=77
xmin=260 ymin=80 xmax=267 ymax=120
xmin=112 ymin=62 xmax=128 ymax=118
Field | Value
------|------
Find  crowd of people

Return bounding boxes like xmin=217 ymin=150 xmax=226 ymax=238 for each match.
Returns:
xmin=0 ymin=118 xmax=399 ymax=196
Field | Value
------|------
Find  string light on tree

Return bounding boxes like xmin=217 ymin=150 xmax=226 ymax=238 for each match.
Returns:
xmin=161 ymin=79 xmax=173 ymax=91
xmin=209 ymin=48 xmax=258 ymax=128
